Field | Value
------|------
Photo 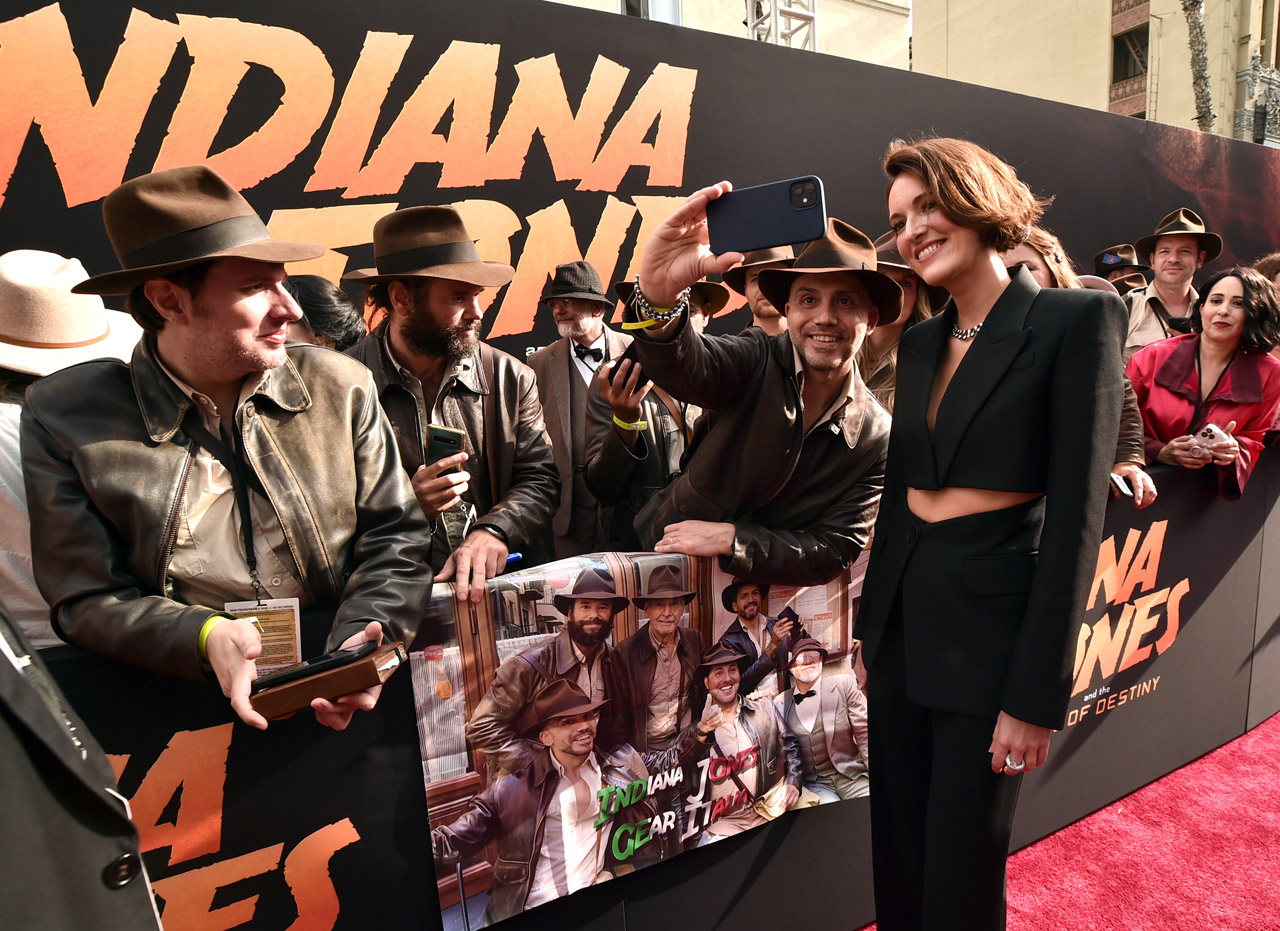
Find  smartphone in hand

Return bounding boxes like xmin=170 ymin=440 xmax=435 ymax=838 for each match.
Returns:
xmin=426 ymin=424 xmax=466 ymax=474
xmin=706 ymin=176 xmax=827 ymax=255
xmin=608 ymin=342 xmax=652 ymax=391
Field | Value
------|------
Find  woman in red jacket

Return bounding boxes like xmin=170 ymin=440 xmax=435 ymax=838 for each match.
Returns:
xmin=1127 ymin=266 xmax=1280 ymax=500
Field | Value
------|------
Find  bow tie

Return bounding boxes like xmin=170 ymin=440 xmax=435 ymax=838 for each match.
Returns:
xmin=574 ymin=344 xmax=603 ymax=365
xmin=793 ymin=690 xmax=816 ymax=705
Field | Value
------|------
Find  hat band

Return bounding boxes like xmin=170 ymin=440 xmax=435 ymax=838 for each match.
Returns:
xmin=120 ymin=214 xmax=271 ymax=270
xmin=0 ymin=328 xmax=110 ymax=350
xmin=376 ymin=240 xmax=481 ymax=275
xmin=796 ymin=250 xmax=871 ymax=271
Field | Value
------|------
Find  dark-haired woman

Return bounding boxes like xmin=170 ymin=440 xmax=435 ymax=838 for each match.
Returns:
xmin=853 ymin=137 xmax=1125 ymax=931
xmin=283 ymin=275 xmax=367 ymax=351
xmin=1127 ymin=266 xmax=1280 ymax=500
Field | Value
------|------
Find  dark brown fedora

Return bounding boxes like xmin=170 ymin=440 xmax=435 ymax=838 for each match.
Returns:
xmin=757 ymin=219 xmax=902 ymax=320
xmin=720 ymin=577 xmax=770 ymax=613
xmin=633 ymin=563 xmax=695 ymax=607
xmin=72 ymin=166 xmax=324 ymax=295
xmin=551 ymin=566 xmax=630 ymax=616
xmin=788 ymin=637 xmax=828 ymax=661
xmin=1093 ymin=243 xmax=1150 ymax=276
xmin=523 ymin=680 xmax=608 ymax=737
xmin=614 ymin=277 xmax=733 ymax=317
xmin=698 ymin=642 xmax=750 ymax=674
xmin=722 ymin=245 xmax=796 ymax=295
xmin=872 ymin=229 xmax=910 ymax=272
xmin=342 ymin=205 xmax=513 ymax=287
xmin=1135 ymin=208 xmax=1223 ymax=263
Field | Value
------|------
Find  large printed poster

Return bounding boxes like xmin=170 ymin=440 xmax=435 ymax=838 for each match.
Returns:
xmin=410 ymin=552 xmax=868 ymax=925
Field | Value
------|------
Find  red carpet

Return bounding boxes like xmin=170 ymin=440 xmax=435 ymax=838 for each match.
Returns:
xmin=858 ymin=711 xmax=1280 ymax=930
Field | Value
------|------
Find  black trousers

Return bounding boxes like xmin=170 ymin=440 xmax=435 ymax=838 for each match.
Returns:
xmin=866 ymin=501 xmax=1040 ymax=931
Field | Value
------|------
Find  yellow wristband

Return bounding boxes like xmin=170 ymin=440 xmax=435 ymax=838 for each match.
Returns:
xmin=622 ymin=319 xmax=658 ymax=330
xmin=613 ymin=415 xmax=648 ymax=431
xmin=197 ymin=615 xmax=232 ymax=661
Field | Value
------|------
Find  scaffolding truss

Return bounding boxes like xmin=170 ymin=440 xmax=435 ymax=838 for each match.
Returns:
xmin=747 ymin=0 xmax=817 ymax=51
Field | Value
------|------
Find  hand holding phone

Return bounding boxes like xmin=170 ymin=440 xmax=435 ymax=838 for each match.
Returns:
xmin=706 ymin=176 xmax=827 ymax=256
xmin=636 ymin=181 xmax=746 ymax=309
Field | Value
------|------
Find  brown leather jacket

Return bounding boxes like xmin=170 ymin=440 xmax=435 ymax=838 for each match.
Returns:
xmin=465 ymin=630 xmax=636 ymax=779
xmin=628 ymin=308 xmax=891 ymax=585
xmin=613 ymin=623 xmax=705 ymax=752
xmin=434 ymin=736 xmax=704 ymax=923
xmin=20 ymin=338 xmax=433 ymax=681
xmin=345 ymin=322 xmax=558 ymax=568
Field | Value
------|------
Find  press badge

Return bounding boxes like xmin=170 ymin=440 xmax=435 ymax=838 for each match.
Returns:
xmin=223 ymin=597 xmax=302 ymax=672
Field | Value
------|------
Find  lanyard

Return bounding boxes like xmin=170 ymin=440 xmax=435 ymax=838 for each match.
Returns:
xmin=218 ymin=423 xmax=264 ymax=605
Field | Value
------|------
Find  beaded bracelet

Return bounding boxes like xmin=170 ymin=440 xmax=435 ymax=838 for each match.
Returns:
xmin=632 ymin=273 xmax=690 ymax=322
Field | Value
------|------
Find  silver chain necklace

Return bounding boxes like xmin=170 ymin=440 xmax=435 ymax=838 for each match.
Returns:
xmin=951 ymin=320 xmax=984 ymax=341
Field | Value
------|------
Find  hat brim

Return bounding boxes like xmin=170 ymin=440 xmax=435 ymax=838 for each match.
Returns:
xmin=524 ymin=697 xmax=610 ymax=737
xmin=698 ymin=651 xmax=751 ymax=673
xmin=634 ymin=590 xmax=697 ymax=606
xmin=342 ymin=260 xmax=514 ymax=288
xmin=757 ymin=266 xmax=902 ymax=323
xmin=722 ymin=259 xmax=794 ymax=295
xmin=1134 ymin=232 xmax=1223 ymax=265
xmin=71 ymin=238 xmax=326 ymax=296
xmin=0 ymin=309 xmax=144 ymax=376
xmin=552 ymin=593 xmax=630 ymax=616
xmin=539 ymin=290 xmax=613 ymax=305
xmin=720 ymin=580 xmax=771 ymax=612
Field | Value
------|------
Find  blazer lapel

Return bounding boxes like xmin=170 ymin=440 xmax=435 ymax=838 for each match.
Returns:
xmin=897 ymin=316 xmax=949 ymax=488
xmin=931 ymin=269 xmax=1037 ymax=482
xmin=542 ymin=339 xmax=573 ymax=459
xmin=820 ymin=675 xmax=838 ymax=756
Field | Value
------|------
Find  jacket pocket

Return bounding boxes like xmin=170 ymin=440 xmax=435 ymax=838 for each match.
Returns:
xmin=492 ymin=858 xmax=529 ymax=884
xmin=964 ymin=551 xmax=1038 ymax=596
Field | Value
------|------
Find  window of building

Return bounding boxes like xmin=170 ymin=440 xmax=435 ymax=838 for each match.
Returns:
xmin=623 ymin=0 xmax=682 ymax=25
xmin=1112 ymin=25 xmax=1149 ymax=83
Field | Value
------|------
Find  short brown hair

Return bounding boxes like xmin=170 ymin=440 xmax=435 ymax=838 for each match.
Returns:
xmin=1014 ymin=226 xmax=1081 ymax=289
xmin=1252 ymin=251 xmax=1280 ymax=283
xmin=884 ymin=137 xmax=1051 ymax=253
xmin=125 ymin=261 xmax=212 ymax=333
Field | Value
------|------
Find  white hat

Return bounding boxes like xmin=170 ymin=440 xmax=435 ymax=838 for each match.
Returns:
xmin=0 ymin=250 xmax=142 ymax=377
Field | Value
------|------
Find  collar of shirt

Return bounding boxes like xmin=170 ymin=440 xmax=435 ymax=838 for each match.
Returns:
xmin=790 ymin=343 xmax=856 ymax=432
xmin=647 ymin=624 xmax=678 ymax=658
xmin=571 ymin=331 xmax=607 ymax=383
xmin=156 ymin=356 xmax=269 ymax=435
xmin=547 ymin=747 xmax=603 ymax=783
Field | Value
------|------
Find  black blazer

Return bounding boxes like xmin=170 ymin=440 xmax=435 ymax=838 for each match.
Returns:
xmin=853 ymin=269 xmax=1126 ymax=729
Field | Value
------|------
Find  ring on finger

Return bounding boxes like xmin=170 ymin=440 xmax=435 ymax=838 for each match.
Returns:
xmin=1004 ymin=752 xmax=1026 ymax=772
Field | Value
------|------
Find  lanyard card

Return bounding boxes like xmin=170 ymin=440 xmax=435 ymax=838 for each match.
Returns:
xmin=223 ymin=597 xmax=302 ymax=672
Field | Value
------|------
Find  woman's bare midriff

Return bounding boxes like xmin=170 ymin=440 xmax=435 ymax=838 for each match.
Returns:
xmin=906 ymin=486 xmax=1043 ymax=523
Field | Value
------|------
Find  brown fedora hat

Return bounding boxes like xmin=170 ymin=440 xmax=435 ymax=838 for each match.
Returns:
xmin=1109 ymin=271 xmax=1148 ymax=294
xmin=720 ymin=576 xmax=770 ymax=613
xmin=722 ymin=245 xmax=796 ymax=295
xmin=872 ymin=229 xmax=911 ymax=272
xmin=633 ymin=563 xmax=696 ymax=607
xmin=787 ymin=637 xmax=828 ymax=662
xmin=757 ymin=219 xmax=902 ymax=321
xmin=1135 ymin=208 xmax=1223 ymax=264
xmin=342 ymin=206 xmax=513 ymax=288
xmin=1093 ymin=243 xmax=1150 ymax=276
xmin=0 ymin=250 xmax=142 ymax=375
xmin=523 ymin=680 xmax=608 ymax=737
xmin=551 ymin=566 xmax=630 ymax=616
xmin=72 ymin=166 xmax=324 ymax=296
xmin=614 ymin=277 xmax=733 ymax=318
xmin=697 ymin=642 xmax=750 ymax=674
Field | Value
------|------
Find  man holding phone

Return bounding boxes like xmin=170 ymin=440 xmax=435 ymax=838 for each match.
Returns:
xmin=621 ymin=183 xmax=893 ymax=587
xmin=345 ymin=206 xmax=559 ymax=599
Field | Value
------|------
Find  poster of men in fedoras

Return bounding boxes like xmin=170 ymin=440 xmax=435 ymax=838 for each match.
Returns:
xmin=411 ymin=552 xmax=869 ymax=925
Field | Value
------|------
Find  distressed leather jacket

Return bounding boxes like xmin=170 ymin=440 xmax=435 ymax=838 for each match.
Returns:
xmin=434 ymin=736 xmax=705 ymax=923
xmin=465 ymin=630 xmax=635 ymax=779
xmin=613 ymin=623 xmax=704 ymax=752
xmin=21 ymin=338 xmax=433 ymax=681
xmin=628 ymin=306 xmax=890 ymax=586
xmin=345 ymin=322 xmax=559 ymax=568
xmin=706 ymin=693 xmax=803 ymax=798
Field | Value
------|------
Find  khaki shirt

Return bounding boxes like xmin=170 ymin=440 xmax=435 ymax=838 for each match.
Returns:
xmin=1125 ymin=282 xmax=1197 ymax=363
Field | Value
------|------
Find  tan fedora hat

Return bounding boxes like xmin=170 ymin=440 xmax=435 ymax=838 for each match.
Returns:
xmin=614 ymin=276 xmax=733 ymax=318
xmin=1135 ymin=208 xmax=1223 ymax=264
xmin=0 ymin=250 xmax=142 ymax=376
xmin=72 ymin=166 xmax=324 ymax=296
xmin=757 ymin=219 xmax=902 ymax=321
xmin=722 ymin=245 xmax=796 ymax=295
xmin=342 ymin=206 xmax=513 ymax=287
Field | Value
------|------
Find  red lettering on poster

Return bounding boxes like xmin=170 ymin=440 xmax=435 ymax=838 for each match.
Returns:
xmin=130 ymin=723 xmax=234 ymax=866
xmin=0 ymin=5 xmax=180 ymax=209
xmin=150 ymin=843 xmax=283 ymax=931
xmin=280 ymin=818 xmax=361 ymax=931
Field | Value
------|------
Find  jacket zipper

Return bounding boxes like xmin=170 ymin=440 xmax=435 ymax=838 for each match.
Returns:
xmin=158 ymin=444 xmax=195 ymax=595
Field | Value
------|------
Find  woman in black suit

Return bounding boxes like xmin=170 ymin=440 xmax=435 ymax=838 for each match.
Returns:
xmin=852 ymin=137 xmax=1125 ymax=930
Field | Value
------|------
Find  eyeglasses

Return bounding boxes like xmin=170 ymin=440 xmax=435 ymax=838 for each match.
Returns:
xmin=793 ymin=651 xmax=823 ymax=666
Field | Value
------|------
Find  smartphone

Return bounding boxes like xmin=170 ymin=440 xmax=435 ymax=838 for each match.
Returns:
xmin=250 ymin=640 xmax=379 ymax=694
xmin=426 ymin=424 xmax=466 ymax=474
xmin=1196 ymin=424 xmax=1230 ymax=444
xmin=608 ymin=342 xmax=652 ymax=391
xmin=706 ymin=176 xmax=827 ymax=256
xmin=1109 ymin=472 xmax=1134 ymax=498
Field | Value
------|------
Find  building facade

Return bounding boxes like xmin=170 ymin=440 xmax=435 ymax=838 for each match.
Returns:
xmin=913 ymin=0 xmax=1280 ymax=144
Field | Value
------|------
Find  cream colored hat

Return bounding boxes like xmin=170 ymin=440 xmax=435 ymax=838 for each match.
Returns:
xmin=0 ymin=250 xmax=143 ymax=376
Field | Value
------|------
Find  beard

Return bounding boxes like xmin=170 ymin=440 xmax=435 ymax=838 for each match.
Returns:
xmin=556 ymin=315 xmax=597 ymax=342
xmin=400 ymin=289 xmax=478 ymax=362
xmin=568 ymin=616 xmax=614 ymax=649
